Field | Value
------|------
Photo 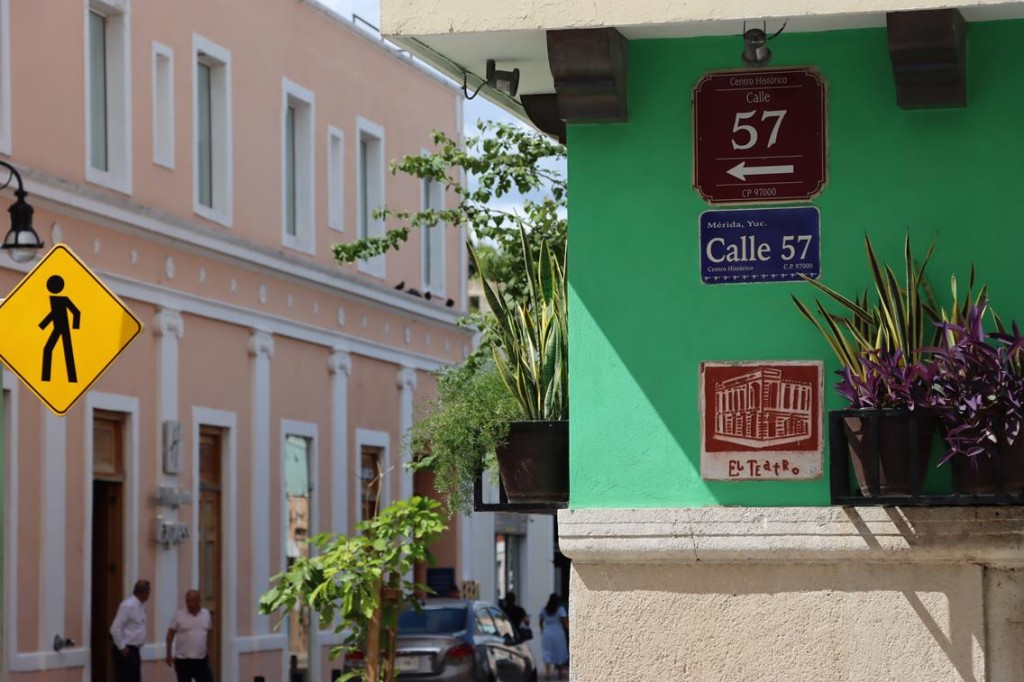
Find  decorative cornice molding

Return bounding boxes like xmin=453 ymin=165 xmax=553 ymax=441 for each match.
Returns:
xmin=154 ymin=308 xmax=184 ymax=339
xmin=557 ymin=507 xmax=1024 ymax=567
xmin=17 ymin=166 xmax=464 ymax=327
xmin=247 ymin=330 xmax=275 ymax=359
xmin=397 ymin=366 xmax=417 ymax=391
xmin=328 ymin=349 xmax=353 ymax=376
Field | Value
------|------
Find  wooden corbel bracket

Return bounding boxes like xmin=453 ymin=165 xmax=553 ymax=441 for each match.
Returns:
xmin=546 ymin=27 xmax=628 ymax=123
xmin=887 ymin=8 xmax=967 ymax=109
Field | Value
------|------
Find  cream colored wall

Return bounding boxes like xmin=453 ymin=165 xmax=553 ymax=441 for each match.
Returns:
xmin=382 ymin=0 xmax=1018 ymax=35
xmin=570 ymin=562 xmax=992 ymax=681
xmin=560 ymin=507 xmax=1024 ymax=682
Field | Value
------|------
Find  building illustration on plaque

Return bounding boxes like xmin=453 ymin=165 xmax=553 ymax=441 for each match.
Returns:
xmin=713 ymin=367 xmax=813 ymax=448
xmin=700 ymin=361 xmax=823 ymax=480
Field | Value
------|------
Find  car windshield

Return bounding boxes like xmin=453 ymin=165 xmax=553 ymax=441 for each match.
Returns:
xmin=398 ymin=607 xmax=467 ymax=635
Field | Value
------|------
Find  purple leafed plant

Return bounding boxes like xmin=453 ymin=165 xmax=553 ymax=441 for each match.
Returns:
xmin=835 ymin=349 xmax=932 ymax=410
xmin=992 ymin=320 xmax=1024 ymax=448
xmin=928 ymin=301 xmax=1024 ymax=463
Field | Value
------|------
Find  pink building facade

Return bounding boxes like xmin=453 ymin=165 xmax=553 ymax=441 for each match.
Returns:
xmin=0 ymin=1 xmax=471 ymax=680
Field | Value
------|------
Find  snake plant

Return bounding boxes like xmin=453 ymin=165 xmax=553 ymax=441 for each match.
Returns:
xmin=469 ymin=227 xmax=568 ymax=421
xmin=792 ymin=233 xmax=939 ymax=378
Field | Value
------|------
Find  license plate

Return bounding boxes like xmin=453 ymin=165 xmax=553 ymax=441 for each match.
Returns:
xmin=395 ymin=656 xmax=420 ymax=672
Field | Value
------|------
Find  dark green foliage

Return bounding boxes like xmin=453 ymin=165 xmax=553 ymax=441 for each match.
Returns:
xmin=408 ymin=360 xmax=519 ymax=515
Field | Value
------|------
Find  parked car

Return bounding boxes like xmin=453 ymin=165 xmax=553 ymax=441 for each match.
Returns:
xmin=345 ymin=599 xmax=537 ymax=681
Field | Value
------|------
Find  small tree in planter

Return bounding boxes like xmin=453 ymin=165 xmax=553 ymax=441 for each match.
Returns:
xmin=259 ymin=496 xmax=446 ymax=682
xmin=470 ymin=225 xmax=569 ymax=504
xmin=793 ymin=234 xmax=940 ymax=496
xmin=408 ymin=359 xmax=519 ymax=515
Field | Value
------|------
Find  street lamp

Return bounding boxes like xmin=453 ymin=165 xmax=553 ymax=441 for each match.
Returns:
xmin=0 ymin=161 xmax=43 ymax=263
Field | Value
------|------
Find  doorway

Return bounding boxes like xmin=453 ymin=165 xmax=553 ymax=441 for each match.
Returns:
xmin=199 ymin=426 xmax=223 ymax=675
xmin=496 ymin=533 xmax=524 ymax=601
xmin=90 ymin=411 xmax=125 ymax=682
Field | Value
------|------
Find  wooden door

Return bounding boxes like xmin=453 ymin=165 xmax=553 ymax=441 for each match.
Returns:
xmin=199 ymin=427 xmax=223 ymax=675
xmin=91 ymin=412 xmax=125 ymax=682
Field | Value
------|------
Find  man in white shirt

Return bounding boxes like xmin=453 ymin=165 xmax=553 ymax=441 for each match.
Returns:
xmin=166 ymin=589 xmax=214 ymax=682
xmin=109 ymin=579 xmax=150 ymax=682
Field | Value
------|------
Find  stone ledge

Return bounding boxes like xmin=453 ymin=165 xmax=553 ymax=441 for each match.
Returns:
xmin=557 ymin=506 xmax=1024 ymax=566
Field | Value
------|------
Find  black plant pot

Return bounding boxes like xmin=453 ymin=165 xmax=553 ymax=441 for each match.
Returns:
xmin=496 ymin=420 xmax=569 ymax=504
xmin=842 ymin=412 xmax=935 ymax=497
xmin=952 ymin=437 xmax=1024 ymax=495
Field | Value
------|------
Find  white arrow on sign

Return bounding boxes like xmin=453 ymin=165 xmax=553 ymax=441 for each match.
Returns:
xmin=727 ymin=161 xmax=795 ymax=181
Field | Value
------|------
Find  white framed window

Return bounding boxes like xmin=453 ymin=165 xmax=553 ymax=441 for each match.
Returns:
xmin=192 ymin=34 xmax=232 ymax=227
xmin=354 ymin=428 xmax=389 ymax=523
xmin=281 ymin=420 xmax=318 ymax=570
xmin=85 ymin=0 xmax=132 ymax=194
xmin=421 ymin=167 xmax=445 ymax=297
xmin=356 ymin=116 xmax=385 ymax=278
xmin=282 ymin=78 xmax=315 ymax=253
xmin=151 ymin=41 xmax=174 ymax=169
xmin=0 ymin=0 xmax=12 ymax=156
xmin=327 ymin=126 xmax=345 ymax=232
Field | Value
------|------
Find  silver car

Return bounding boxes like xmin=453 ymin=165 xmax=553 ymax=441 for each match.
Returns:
xmin=348 ymin=599 xmax=537 ymax=681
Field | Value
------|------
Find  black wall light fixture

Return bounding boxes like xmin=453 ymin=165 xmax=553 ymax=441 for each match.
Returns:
xmin=462 ymin=59 xmax=521 ymax=100
xmin=0 ymin=161 xmax=43 ymax=263
xmin=486 ymin=59 xmax=520 ymax=97
xmin=742 ymin=20 xmax=788 ymax=67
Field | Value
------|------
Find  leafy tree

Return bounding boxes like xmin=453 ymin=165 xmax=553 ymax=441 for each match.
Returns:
xmin=332 ymin=120 xmax=566 ymax=301
xmin=259 ymin=496 xmax=446 ymax=682
xmin=332 ymin=120 xmax=567 ymax=512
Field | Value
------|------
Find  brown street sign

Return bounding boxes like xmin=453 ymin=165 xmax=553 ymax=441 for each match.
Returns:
xmin=693 ymin=67 xmax=827 ymax=204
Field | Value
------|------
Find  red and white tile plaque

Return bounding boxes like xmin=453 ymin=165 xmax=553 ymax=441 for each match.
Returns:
xmin=700 ymin=361 xmax=823 ymax=481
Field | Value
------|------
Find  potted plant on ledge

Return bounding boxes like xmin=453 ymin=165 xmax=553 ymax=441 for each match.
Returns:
xmin=470 ymin=225 xmax=569 ymax=504
xmin=928 ymin=296 xmax=1024 ymax=494
xmin=407 ymin=358 xmax=519 ymax=515
xmin=793 ymin=235 xmax=939 ymax=497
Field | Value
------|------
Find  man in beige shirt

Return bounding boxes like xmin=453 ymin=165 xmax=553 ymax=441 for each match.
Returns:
xmin=165 ymin=590 xmax=213 ymax=682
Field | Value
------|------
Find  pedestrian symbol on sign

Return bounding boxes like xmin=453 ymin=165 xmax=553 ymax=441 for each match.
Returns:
xmin=0 ymin=244 xmax=142 ymax=416
xmin=39 ymin=274 xmax=81 ymax=383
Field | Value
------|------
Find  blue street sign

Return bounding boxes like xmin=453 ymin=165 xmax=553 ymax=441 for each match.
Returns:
xmin=699 ymin=206 xmax=820 ymax=284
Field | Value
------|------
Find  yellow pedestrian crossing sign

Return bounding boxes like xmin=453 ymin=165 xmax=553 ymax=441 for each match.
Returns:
xmin=0 ymin=244 xmax=142 ymax=415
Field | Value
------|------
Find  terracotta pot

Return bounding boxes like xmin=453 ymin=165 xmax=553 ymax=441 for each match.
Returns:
xmin=496 ymin=421 xmax=569 ymax=504
xmin=842 ymin=414 xmax=935 ymax=497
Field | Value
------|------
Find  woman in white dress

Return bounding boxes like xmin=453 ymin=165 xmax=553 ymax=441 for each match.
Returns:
xmin=539 ymin=593 xmax=569 ymax=679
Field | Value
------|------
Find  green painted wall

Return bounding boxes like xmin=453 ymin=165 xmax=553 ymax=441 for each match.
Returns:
xmin=568 ymin=20 xmax=1024 ymax=508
